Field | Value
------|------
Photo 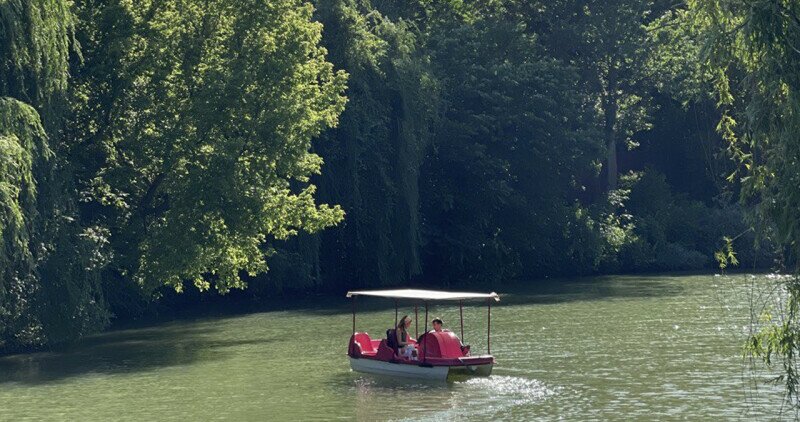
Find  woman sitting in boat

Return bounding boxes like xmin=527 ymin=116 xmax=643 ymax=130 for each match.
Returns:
xmin=396 ymin=315 xmax=418 ymax=360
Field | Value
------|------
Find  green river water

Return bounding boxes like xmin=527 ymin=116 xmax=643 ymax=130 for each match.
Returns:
xmin=0 ymin=274 xmax=789 ymax=420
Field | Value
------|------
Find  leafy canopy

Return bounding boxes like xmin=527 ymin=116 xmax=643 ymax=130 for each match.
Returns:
xmin=69 ymin=0 xmax=347 ymax=293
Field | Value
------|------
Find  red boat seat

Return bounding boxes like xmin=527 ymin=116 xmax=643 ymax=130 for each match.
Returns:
xmin=348 ymin=332 xmax=378 ymax=357
xmin=351 ymin=334 xmax=421 ymax=362
xmin=375 ymin=340 xmax=395 ymax=361
xmin=354 ymin=332 xmax=375 ymax=353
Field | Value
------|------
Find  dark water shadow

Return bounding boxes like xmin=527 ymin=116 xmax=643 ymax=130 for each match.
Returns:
xmin=290 ymin=273 xmax=696 ymax=317
xmin=98 ymin=273 xmax=700 ymax=332
xmin=0 ymin=321 xmax=276 ymax=386
xmin=499 ymin=274 xmax=689 ymax=306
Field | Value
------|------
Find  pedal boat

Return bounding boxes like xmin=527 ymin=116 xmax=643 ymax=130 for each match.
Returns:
xmin=346 ymin=289 xmax=499 ymax=381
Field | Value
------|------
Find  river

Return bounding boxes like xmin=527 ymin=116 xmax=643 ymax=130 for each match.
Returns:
xmin=0 ymin=274 xmax=788 ymax=420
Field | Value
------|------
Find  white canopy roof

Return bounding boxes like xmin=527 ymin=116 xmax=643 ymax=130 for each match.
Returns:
xmin=346 ymin=288 xmax=500 ymax=302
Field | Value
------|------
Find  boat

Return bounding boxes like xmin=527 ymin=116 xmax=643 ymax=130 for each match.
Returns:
xmin=346 ymin=289 xmax=499 ymax=381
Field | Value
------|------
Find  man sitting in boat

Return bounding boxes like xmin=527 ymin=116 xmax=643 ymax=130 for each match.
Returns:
xmin=395 ymin=315 xmax=418 ymax=360
xmin=431 ymin=317 xmax=446 ymax=333
xmin=428 ymin=317 xmax=470 ymax=356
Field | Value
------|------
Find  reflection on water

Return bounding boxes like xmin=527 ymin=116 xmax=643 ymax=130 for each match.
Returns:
xmin=0 ymin=275 xmax=789 ymax=420
xmin=350 ymin=375 xmax=557 ymax=421
xmin=432 ymin=376 xmax=558 ymax=420
xmin=352 ymin=376 xmax=455 ymax=420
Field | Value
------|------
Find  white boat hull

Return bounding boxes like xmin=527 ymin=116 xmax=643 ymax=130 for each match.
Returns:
xmin=349 ymin=358 xmax=492 ymax=381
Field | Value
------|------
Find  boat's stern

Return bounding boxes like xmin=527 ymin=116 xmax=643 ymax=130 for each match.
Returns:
xmin=447 ymin=363 xmax=493 ymax=379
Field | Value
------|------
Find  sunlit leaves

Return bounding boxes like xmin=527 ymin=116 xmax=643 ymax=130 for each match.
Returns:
xmin=70 ymin=0 xmax=347 ymax=293
xmin=714 ymin=236 xmax=739 ymax=271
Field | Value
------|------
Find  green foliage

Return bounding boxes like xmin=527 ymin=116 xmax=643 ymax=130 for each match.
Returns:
xmin=260 ymin=0 xmax=441 ymax=290
xmin=1 ymin=1 xmax=109 ymax=351
xmin=685 ymin=0 xmax=800 ymax=249
xmin=0 ymin=97 xmax=49 ymax=350
xmin=285 ymin=0 xmax=749 ymax=290
xmin=519 ymin=0 xmax=665 ymax=189
xmin=420 ymin=7 xmax=603 ymax=283
xmin=562 ymin=203 xmax=634 ymax=274
xmin=69 ymin=0 xmax=347 ymax=294
xmin=714 ymin=236 xmax=739 ymax=271
xmin=646 ymin=9 xmax=711 ymax=105
xmin=0 ymin=0 xmax=75 ymax=127
xmin=615 ymin=169 xmax=760 ymax=272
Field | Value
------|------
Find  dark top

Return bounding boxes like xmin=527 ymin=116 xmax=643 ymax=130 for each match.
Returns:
xmin=386 ymin=328 xmax=397 ymax=351
xmin=397 ymin=327 xmax=408 ymax=346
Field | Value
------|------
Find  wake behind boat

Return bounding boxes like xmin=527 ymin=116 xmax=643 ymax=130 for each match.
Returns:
xmin=346 ymin=289 xmax=499 ymax=381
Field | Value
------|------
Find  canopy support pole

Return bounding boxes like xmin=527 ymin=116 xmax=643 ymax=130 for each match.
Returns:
xmin=487 ymin=298 xmax=491 ymax=354
xmin=459 ymin=299 xmax=464 ymax=342
xmin=394 ymin=300 xmax=398 ymax=327
xmin=414 ymin=305 xmax=418 ymax=338
xmin=352 ymin=296 xmax=356 ymax=335
xmin=423 ymin=302 xmax=429 ymax=363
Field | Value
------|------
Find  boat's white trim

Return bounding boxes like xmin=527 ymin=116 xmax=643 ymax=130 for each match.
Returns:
xmin=349 ymin=358 xmax=449 ymax=380
xmin=349 ymin=358 xmax=494 ymax=380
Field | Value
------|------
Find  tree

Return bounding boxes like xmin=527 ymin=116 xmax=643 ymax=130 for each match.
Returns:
xmin=516 ymin=0 xmax=669 ymax=191
xmin=0 ymin=97 xmax=49 ymax=350
xmin=246 ymin=0 xmax=443 ymax=293
xmin=66 ymin=0 xmax=348 ymax=294
xmin=1 ymin=0 xmax=108 ymax=351
xmin=420 ymin=6 xmax=602 ymax=284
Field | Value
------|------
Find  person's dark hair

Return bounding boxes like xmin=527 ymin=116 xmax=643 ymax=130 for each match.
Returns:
xmin=397 ymin=315 xmax=410 ymax=330
xmin=432 ymin=318 xmax=443 ymax=325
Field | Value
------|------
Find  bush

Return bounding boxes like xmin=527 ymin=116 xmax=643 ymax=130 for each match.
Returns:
xmin=615 ymin=169 xmax=770 ymax=272
xmin=656 ymin=242 xmax=710 ymax=270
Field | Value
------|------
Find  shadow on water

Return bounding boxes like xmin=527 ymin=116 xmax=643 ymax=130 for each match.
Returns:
xmin=0 ymin=321 xmax=276 ymax=386
xmin=292 ymin=273 xmax=691 ymax=316
xmin=500 ymin=274 xmax=688 ymax=306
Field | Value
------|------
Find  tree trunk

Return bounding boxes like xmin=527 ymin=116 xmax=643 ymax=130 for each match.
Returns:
xmin=607 ymin=135 xmax=618 ymax=190
xmin=604 ymin=96 xmax=619 ymax=190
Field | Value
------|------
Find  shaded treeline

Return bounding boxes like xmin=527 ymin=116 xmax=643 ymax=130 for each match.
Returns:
xmin=263 ymin=0 xmax=769 ymax=293
xmin=0 ymin=0 xmax=779 ymax=353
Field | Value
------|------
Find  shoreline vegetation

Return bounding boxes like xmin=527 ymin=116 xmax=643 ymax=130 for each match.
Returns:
xmin=2 ymin=3 xmax=799 ymax=408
